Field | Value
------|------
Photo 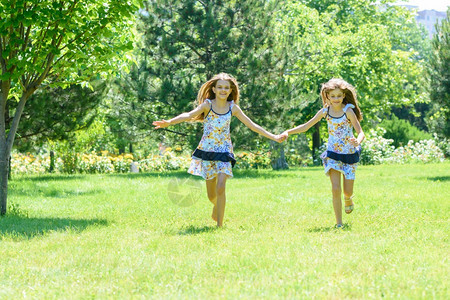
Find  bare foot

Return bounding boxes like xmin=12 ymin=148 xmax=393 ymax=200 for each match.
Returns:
xmin=212 ymin=205 xmax=218 ymax=221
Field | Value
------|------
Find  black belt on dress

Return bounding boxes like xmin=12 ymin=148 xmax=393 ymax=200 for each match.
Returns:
xmin=326 ymin=149 xmax=360 ymax=164
xmin=192 ymin=149 xmax=236 ymax=167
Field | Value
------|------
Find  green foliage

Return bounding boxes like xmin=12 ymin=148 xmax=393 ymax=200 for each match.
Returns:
xmin=0 ymin=0 xmax=143 ymax=213
xmin=427 ymin=9 xmax=450 ymax=138
xmin=14 ymin=80 xmax=106 ymax=152
xmin=0 ymin=0 xmax=142 ymax=92
xmin=380 ymin=115 xmax=432 ymax=147
xmin=360 ymin=127 xmax=444 ymax=164
xmin=268 ymin=0 xmax=430 ymax=160
xmin=137 ymin=0 xmax=284 ymax=150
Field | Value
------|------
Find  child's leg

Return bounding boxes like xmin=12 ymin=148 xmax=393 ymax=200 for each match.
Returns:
xmin=343 ymin=177 xmax=355 ymax=214
xmin=206 ymin=177 xmax=217 ymax=221
xmin=329 ymin=169 xmax=343 ymax=225
xmin=216 ymin=173 xmax=228 ymax=227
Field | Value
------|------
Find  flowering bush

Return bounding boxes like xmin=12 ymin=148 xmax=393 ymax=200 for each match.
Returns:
xmin=11 ymin=153 xmax=54 ymax=174
xmin=138 ymin=151 xmax=190 ymax=172
xmin=235 ymin=151 xmax=271 ymax=169
xmin=10 ymin=150 xmax=189 ymax=175
xmin=360 ymin=128 xmax=445 ymax=164
xmin=10 ymin=134 xmax=447 ymax=176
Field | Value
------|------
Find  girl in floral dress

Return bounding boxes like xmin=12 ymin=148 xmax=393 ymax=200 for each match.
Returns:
xmin=281 ymin=78 xmax=365 ymax=228
xmin=153 ymin=73 xmax=285 ymax=227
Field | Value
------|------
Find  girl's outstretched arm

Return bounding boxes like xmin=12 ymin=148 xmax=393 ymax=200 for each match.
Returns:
xmin=232 ymin=105 xmax=283 ymax=142
xmin=152 ymin=102 xmax=210 ymax=129
xmin=346 ymin=109 xmax=365 ymax=146
xmin=283 ymin=109 xmax=326 ymax=137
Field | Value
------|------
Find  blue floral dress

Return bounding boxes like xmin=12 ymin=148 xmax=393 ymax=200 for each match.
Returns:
xmin=321 ymin=104 xmax=361 ymax=180
xmin=188 ymin=99 xmax=235 ymax=180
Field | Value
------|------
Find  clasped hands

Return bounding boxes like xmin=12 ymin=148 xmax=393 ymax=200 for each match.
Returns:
xmin=273 ymin=131 xmax=289 ymax=143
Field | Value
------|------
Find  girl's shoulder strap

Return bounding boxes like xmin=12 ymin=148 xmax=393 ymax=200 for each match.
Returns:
xmin=203 ymin=99 xmax=213 ymax=119
xmin=343 ymin=103 xmax=355 ymax=113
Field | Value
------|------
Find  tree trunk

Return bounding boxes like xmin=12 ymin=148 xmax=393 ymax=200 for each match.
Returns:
xmin=312 ymin=122 xmax=321 ymax=165
xmin=8 ymin=156 xmax=11 ymax=180
xmin=49 ymin=150 xmax=55 ymax=173
xmin=0 ymin=152 xmax=9 ymax=215
xmin=270 ymin=141 xmax=289 ymax=170
xmin=0 ymin=90 xmax=33 ymax=215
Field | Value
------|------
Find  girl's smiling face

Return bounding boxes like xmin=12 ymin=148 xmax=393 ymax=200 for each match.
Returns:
xmin=213 ymin=80 xmax=232 ymax=101
xmin=327 ymin=88 xmax=345 ymax=107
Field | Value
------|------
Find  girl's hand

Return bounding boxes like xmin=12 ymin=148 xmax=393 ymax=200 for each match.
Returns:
xmin=274 ymin=134 xmax=287 ymax=143
xmin=152 ymin=120 xmax=170 ymax=129
xmin=349 ymin=137 xmax=359 ymax=147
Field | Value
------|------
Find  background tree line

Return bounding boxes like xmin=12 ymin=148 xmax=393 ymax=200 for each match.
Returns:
xmin=11 ymin=0 xmax=449 ymax=160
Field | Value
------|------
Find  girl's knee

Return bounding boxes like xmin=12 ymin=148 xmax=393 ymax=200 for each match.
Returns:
xmin=207 ymin=191 xmax=216 ymax=201
xmin=331 ymin=185 xmax=341 ymax=194
xmin=216 ymin=181 xmax=226 ymax=195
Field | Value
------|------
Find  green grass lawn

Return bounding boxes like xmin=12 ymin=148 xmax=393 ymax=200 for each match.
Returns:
xmin=1 ymin=163 xmax=449 ymax=298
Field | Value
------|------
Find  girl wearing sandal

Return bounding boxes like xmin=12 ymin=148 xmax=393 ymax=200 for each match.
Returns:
xmin=281 ymin=78 xmax=364 ymax=228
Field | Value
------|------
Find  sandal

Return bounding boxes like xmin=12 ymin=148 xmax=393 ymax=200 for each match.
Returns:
xmin=344 ymin=196 xmax=354 ymax=214
xmin=335 ymin=224 xmax=344 ymax=229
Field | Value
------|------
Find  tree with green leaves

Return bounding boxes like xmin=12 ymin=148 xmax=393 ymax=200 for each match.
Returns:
xmin=276 ymin=0 xmax=428 ymax=160
xmin=0 ymin=0 xmax=142 ymax=215
xmin=427 ymin=9 xmax=450 ymax=138
xmin=139 ymin=0 xmax=284 ymax=151
xmin=13 ymin=80 xmax=106 ymax=152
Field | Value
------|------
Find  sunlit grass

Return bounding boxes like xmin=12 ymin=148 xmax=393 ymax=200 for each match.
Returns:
xmin=1 ymin=163 xmax=448 ymax=298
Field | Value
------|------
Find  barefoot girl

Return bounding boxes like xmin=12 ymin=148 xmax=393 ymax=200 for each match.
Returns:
xmin=282 ymin=78 xmax=365 ymax=228
xmin=153 ymin=73 xmax=285 ymax=227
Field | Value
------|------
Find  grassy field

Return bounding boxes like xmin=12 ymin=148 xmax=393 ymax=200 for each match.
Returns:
xmin=0 ymin=163 xmax=449 ymax=299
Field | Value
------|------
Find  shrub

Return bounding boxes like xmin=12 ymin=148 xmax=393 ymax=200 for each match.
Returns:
xmin=360 ymin=128 xmax=444 ymax=164
xmin=380 ymin=115 xmax=432 ymax=147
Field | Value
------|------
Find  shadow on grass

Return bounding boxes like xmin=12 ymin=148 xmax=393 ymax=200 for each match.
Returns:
xmin=11 ymin=174 xmax=87 ymax=182
xmin=426 ymin=176 xmax=450 ymax=182
xmin=178 ymin=225 xmax=218 ymax=235
xmin=0 ymin=216 xmax=108 ymax=239
xmin=306 ymin=223 xmax=352 ymax=232
xmin=111 ymin=168 xmax=314 ymax=180
xmin=9 ymin=188 xmax=101 ymax=199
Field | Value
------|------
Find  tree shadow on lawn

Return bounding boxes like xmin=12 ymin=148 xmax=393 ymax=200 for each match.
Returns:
xmin=178 ymin=225 xmax=218 ymax=235
xmin=111 ymin=168 xmax=310 ymax=180
xmin=425 ymin=176 xmax=450 ymax=182
xmin=0 ymin=216 xmax=108 ymax=240
xmin=9 ymin=187 xmax=101 ymax=199
xmin=11 ymin=174 xmax=87 ymax=182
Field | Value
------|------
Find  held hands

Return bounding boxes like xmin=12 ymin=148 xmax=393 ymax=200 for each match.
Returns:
xmin=273 ymin=131 xmax=289 ymax=143
xmin=273 ymin=134 xmax=286 ymax=143
xmin=152 ymin=120 xmax=170 ymax=129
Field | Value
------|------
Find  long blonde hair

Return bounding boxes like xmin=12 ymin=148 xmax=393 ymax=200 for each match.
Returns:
xmin=320 ymin=78 xmax=362 ymax=121
xmin=193 ymin=73 xmax=240 ymax=121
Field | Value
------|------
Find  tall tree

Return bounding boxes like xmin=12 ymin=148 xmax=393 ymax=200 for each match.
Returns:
xmin=276 ymin=0 xmax=428 ymax=159
xmin=14 ymin=80 xmax=106 ymax=151
xmin=428 ymin=9 xmax=450 ymax=138
xmin=0 ymin=0 xmax=142 ymax=215
xmin=139 ymin=0 xmax=284 ymax=151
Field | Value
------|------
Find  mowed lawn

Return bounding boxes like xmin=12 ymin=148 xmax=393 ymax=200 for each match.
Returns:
xmin=1 ymin=163 xmax=448 ymax=299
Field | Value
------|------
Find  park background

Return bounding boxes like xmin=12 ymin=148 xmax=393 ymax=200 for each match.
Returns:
xmin=1 ymin=0 xmax=448 ymax=179
xmin=0 ymin=0 xmax=449 ymax=298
